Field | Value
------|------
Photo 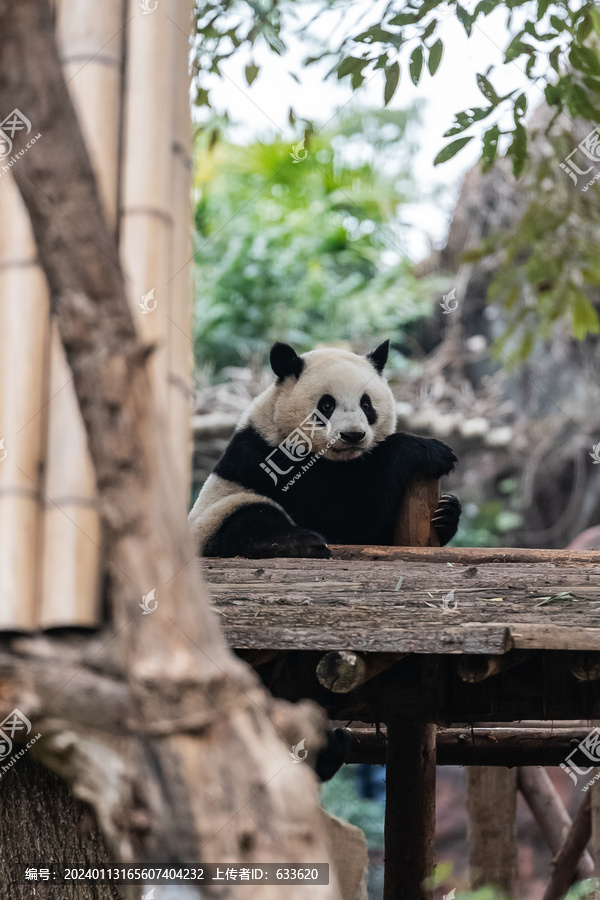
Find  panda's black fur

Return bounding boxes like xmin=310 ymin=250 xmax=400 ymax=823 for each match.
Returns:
xmin=190 ymin=340 xmax=461 ymax=558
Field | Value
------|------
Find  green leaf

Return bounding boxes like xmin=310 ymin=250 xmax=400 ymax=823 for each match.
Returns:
xmin=337 ymin=56 xmax=368 ymax=79
xmin=195 ymin=87 xmax=211 ymax=107
xmin=577 ymin=14 xmax=593 ymax=43
xmin=572 ymin=292 xmax=600 ymax=340
xmin=389 ymin=12 xmax=417 ymax=25
xmin=549 ymin=46 xmax=561 ymax=72
xmin=481 ymin=124 xmax=500 ymax=171
xmin=508 ymin=122 xmax=527 ymax=177
xmin=583 ymin=76 xmax=600 ymax=95
xmin=444 ymin=105 xmax=493 ymax=136
xmin=428 ymin=39 xmax=443 ymax=75
xmin=477 ymin=73 xmax=499 ymax=104
xmin=570 ymin=45 xmax=600 ymax=76
xmin=244 ymin=63 xmax=259 ymax=86
xmin=536 ymin=0 xmax=552 ymax=19
xmin=409 ymin=46 xmax=424 ymax=85
xmin=514 ymin=92 xmax=527 ymax=124
xmin=384 ymin=61 xmax=400 ymax=105
xmin=456 ymin=3 xmax=473 ymax=35
xmin=423 ymin=19 xmax=438 ymax=40
xmin=434 ymin=135 xmax=474 ymax=165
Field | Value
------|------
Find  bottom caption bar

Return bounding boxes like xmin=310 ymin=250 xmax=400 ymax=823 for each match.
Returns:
xmin=21 ymin=864 xmax=329 ymax=885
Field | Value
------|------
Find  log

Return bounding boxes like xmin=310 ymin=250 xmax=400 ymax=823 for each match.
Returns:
xmin=330 ymin=546 xmax=600 ymax=565
xmin=345 ymin=727 xmax=596 ymax=767
xmin=568 ymin=652 xmax=600 ymax=682
xmin=542 ymin=792 xmax=592 ymax=900
xmin=467 ymin=767 xmax=518 ymax=894
xmin=316 ymin=651 xmax=406 ymax=693
xmin=383 ymin=719 xmax=436 ymax=900
xmin=518 ymin=767 xmax=594 ymax=879
xmin=457 ymin=651 xmax=532 ymax=683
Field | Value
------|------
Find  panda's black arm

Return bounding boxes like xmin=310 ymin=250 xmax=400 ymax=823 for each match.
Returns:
xmin=204 ymin=503 xmax=331 ymax=559
xmin=383 ymin=432 xmax=458 ymax=480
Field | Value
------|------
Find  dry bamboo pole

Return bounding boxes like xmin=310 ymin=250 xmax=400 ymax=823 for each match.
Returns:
xmin=120 ymin=0 xmax=178 ymax=417
xmin=166 ymin=0 xmax=194 ymax=507
xmin=0 ymin=169 xmax=49 ymax=630
xmin=38 ymin=0 xmax=125 ymax=629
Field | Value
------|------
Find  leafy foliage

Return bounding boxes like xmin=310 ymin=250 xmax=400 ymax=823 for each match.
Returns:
xmin=193 ymin=0 xmax=600 ymax=176
xmin=461 ymin=126 xmax=600 ymax=358
xmin=320 ymin=765 xmax=384 ymax=850
xmin=193 ymin=111 xmax=436 ymax=370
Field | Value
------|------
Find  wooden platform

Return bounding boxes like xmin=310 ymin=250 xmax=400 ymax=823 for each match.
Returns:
xmin=204 ymin=547 xmax=600 ymax=655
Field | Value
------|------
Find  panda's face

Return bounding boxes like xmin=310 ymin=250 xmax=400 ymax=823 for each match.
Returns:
xmin=248 ymin=342 xmax=396 ymax=461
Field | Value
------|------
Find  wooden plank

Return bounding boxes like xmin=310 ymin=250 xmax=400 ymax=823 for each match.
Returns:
xmin=383 ymin=719 xmax=436 ymax=900
xmin=467 ymin=767 xmax=518 ymax=894
xmin=331 ymin=546 xmax=600 ymax=565
xmin=203 ymin=557 xmax=600 ymax=653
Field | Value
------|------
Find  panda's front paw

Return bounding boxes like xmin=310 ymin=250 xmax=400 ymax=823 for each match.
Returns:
xmin=431 ymin=494 xmax=461 ymax=546
xmin=249 ymin=529 xmax=331 ymax=559
xmin=427 ymin=439 xmax=458 ymax=478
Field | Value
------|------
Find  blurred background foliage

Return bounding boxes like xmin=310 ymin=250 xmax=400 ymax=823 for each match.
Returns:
xmin=193 ymin=108 xmax=438 ymax=371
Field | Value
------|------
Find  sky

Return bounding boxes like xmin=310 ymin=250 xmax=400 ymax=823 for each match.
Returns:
xmin=201 ymin=0 xmax=548 ymax=261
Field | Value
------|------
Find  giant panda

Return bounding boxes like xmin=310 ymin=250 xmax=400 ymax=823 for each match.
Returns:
xmin=189 ymin=340 xmax=461 ymax=556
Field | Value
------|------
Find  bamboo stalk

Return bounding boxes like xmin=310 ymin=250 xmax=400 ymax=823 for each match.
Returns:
xmin=38 ymin=0 xmax=125 ymax=629
xmin=39 ymin=323 xmax=101 ymax=629
xmin=0 ymin=171 xmax=49 ymax=630
xmin=120 ymin=0 xmax=178 ymax=415
xmin=166 ymin=0 xmax=194 ymax=507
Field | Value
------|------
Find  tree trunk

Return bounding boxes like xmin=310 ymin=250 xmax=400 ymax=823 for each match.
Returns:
xmin=0 ymin=755 xmax=124 ymax=900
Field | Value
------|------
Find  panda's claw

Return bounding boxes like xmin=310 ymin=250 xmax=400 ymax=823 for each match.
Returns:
xmin=431 ymin=494 xmax=461 ymax=546
xmin=248 ymin=528 xmax=331 ymax=559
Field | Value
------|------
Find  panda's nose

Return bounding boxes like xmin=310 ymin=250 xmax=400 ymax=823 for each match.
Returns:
xmin=340 ymin=430 xmax=366 ymax=445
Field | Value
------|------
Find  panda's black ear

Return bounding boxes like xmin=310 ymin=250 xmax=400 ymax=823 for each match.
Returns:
xmin=270 ymin=342 xmax=305 ymax=382
xmin=366 ymin=340 xmax=389 ymax=374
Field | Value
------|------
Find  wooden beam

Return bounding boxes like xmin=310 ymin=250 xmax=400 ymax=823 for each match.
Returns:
xmin=345 ymin=727 xmax=596 ymax=767
xmin=383 ymin=719 xmax=436 ymax=900
xmin=542 ymin=792 xmax=592 ymax=900
xmin=518 ymin=767 xmax=593 ymax=880
xmin=467 ymin=767 xmax=518 ymax=894
xmin=330 ymin=546 xmax=600 ymax=565
xmin=316 ymin=650 xmax=406 ymax=693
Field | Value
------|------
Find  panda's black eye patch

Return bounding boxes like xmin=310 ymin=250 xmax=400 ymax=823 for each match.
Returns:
xmin=317 ymin=394 xmax=336 ymax=419
xmin=360 ymin=393 xmax=377 ymax=425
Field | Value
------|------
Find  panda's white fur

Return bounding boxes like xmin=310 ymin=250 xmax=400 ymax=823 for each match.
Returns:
xmin=189 ymin=346 xmax=394 ymax=552
xmin=243 ymin=347 xmax=395 ymax=458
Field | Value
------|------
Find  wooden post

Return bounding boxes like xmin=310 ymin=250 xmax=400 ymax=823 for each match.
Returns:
xmin=393 ymin=478 xmax=441 ymax=547
xmin=467 ymin=767 xmax=518 ymax=893
xmin=382 ymin=479 xmax=440 ymax=900
xmin=383 ymin=719 xmax=436 ymax=900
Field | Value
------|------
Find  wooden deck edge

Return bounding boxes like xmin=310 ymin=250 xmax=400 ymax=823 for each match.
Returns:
xmin=329 ymin=546 xmax=600 ymax=565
